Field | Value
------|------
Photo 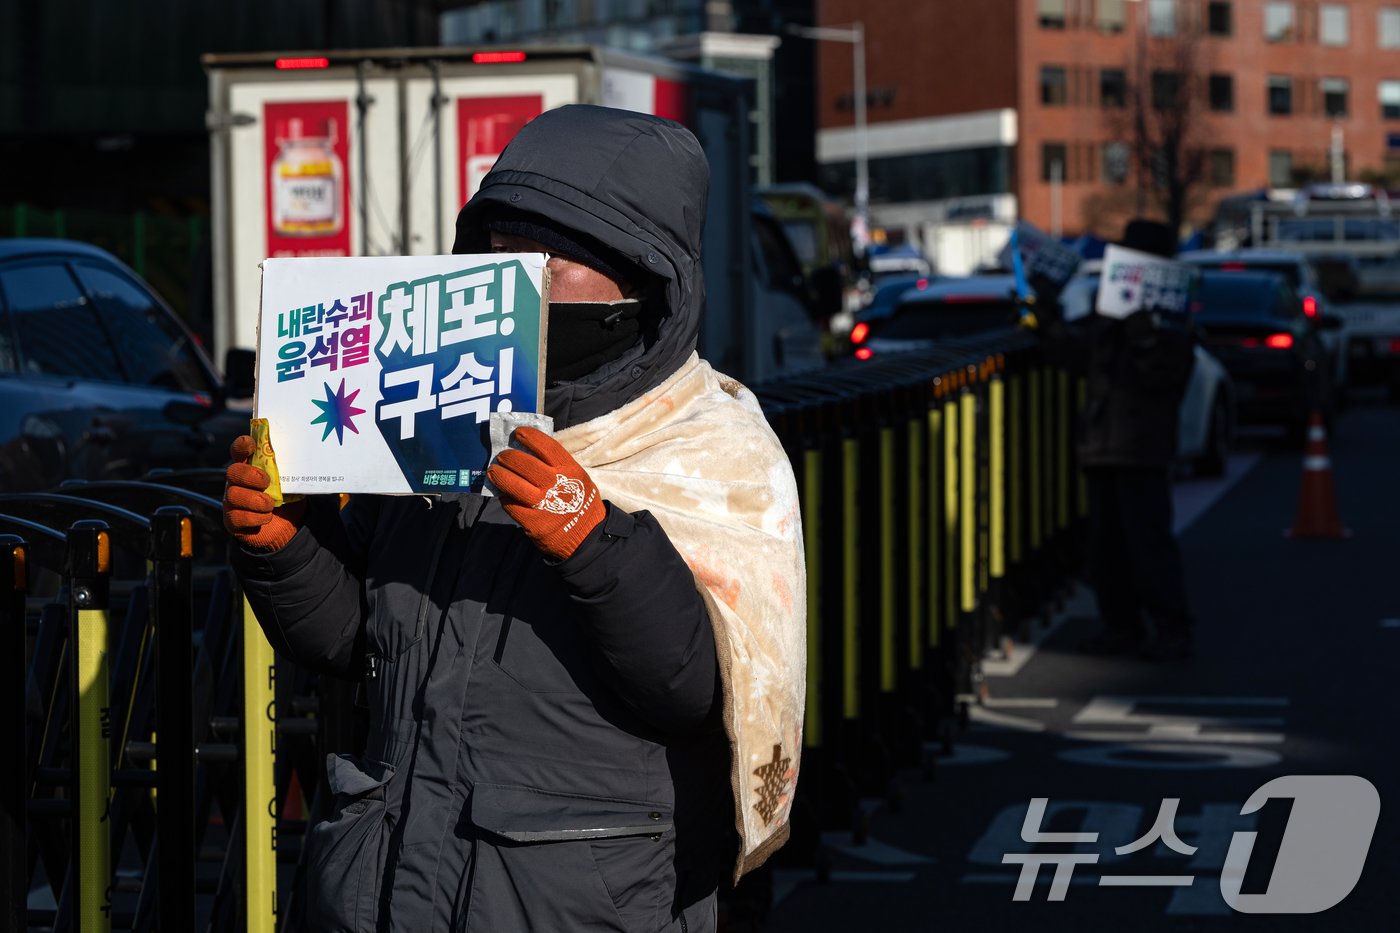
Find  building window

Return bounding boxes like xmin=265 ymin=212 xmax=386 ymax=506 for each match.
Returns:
xmin=1098 ymin=0 xmax=1126 ymax=32
xmin=1149 ymin=0 xmax=1176 ymax=36
xmin=1043 ymin=142 xmax=1069 ymax=182
xmin=1041 ymin=66 xmax=1068 ymax=105
xmin=1209 ymin=149 xmax=1236 ymax=187
xmin=1152 ymin=71 xmax=1181 ymax=110
xmin=1269 ymin=150 xmax=1293 ymax=187
xmin=1207 ymin=1 xmax=1232 ymax=35
xmin=1268 ymin=75 xmax=1293 ymax=115
xmin=1209 ymin=73 xmax=1235 ymax=111
xmin=1265 ymin=2 xmax=1296 ymax=41
xmin=1100 ymin=68 xmax=1127 ymax=108
xmin=1322 ymin=78 xmax=1349 ymax=117
xmin=1103 ymin=141 xmax=1130 ymax=184
xmin=1381 ymin=8 xmax=1400 ymax=48
xmin=1039 ymin=0 xmax=1067 ymax=28
xmin=1320 ymin=5 xmax=1349 ymax=45
xmin=1381 ymin=80 xmax=1400 ymax=119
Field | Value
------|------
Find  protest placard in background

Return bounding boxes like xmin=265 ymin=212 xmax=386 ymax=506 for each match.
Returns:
xmin=254 ymin=254 xmax=547 ymax=494
xmin=997 ymin=220 xmax=1083 ymax=292
xmin=1095 ymin=245 xmax=1196 ymax=319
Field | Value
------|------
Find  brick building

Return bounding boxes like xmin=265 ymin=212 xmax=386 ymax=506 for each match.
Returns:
xmin=817 ymin=0 xmax=1400 ymax=252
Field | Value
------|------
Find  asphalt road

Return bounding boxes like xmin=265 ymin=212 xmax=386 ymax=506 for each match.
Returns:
xmin=762 ymin=396 xmax=1400 ymax=932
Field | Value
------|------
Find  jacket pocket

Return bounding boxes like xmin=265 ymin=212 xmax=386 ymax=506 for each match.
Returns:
xmin=464 ymin=783 xmax=674 ymax=932
xmin=302 ymin=755 xmax=397 ymax=933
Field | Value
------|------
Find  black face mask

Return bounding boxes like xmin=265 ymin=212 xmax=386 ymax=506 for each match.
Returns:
xmin=545 ymin=299 xmax=645 ymax=384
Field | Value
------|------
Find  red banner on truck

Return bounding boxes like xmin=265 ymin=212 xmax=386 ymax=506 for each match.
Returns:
xmin=457 ymin=95 xmax=543 ymax=207
xmin=264 ymin=100 xmax=351 ymax=258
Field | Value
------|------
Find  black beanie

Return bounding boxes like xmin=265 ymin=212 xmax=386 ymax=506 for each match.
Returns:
xmin=484 ymin=208 xmax=634 ymax=287
xmin=1121 ymin=218 xmax=1177 ymax=259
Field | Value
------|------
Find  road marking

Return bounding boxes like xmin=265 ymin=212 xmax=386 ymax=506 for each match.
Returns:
xmin=968 ymin=706 xmax=1047 ymax=733
xmin=821 ymin=832 xmax=936 ymax=865
xmin=983 ymin=697 xmax=1059 ymax=709
xmin=922 ymin=742 xmax=1012 ymax=766
xmin=771 ymin=869 xmax=917 ymax=906
xmin=1069 ymin=696 xmax=1287 ymax=745
xmin=1058 ymin=743 xmax=1283 ymax=770
xmin=1173 ymin=452 xmax=1262 ymax=535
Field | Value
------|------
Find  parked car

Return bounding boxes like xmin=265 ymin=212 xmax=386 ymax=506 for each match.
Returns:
xmin=1192 ymin=269 xmax=1340 ymax=440
xmin=849 ymin=275 xmax=1022 ymax=359
xmin=854 ymin=273 xmax=935 ymax=327
xmin=0 ymin=238 xmax=252 ymax=490
xmin=1056 ymin=264 xmax=1237 ymax=476
xmin=749 ymin=202 xmax=828 ymax=382
xmin=1178 ymin=249 xmax=1347 ymax=389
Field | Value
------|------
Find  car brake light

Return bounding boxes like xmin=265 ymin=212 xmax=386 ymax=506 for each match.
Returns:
xmin=916 ymin=278 xmax=929 ymax=290
xmin=1388 ymin=338 xmax=1400 ymax=354
xmin=1219 ymin=261 xmax=1247 ymax=271
xmin=472 ymin=50 xmax=528 ymax=64
xmin=855 ymin=347 xmax=874 ymax=360
xmin=1265 ymin=333 xmax=1294 ymax=349
xmin=1302 ymin=295 xmax=1318 ymax=317
xmin=850 ymin=322 xmax=870 ymax=344
xmin=275 ymin=57 xmax=330 ymax=69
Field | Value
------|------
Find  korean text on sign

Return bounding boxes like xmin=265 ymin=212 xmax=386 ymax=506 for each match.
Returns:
xmin=275 ymin=292 xmax=374 ymax=382
xmin=377 ymin=265 xmax=521 ymax=440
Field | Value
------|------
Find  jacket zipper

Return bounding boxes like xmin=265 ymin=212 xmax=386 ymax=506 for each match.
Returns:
xmin=365 ymin=502 xmax=456 ymax=680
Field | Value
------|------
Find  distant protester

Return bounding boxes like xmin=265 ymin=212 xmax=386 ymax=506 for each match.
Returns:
xmin=1078 ymin=218 xmax=1197 ymax=661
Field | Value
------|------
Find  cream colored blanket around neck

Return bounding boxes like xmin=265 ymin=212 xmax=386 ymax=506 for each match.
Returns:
xmin=556 ymin=352 xmax=806 ymax=882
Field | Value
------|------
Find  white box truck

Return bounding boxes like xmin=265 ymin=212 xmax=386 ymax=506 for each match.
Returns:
xmin=203 ymin=44 xmax=821 ymax=387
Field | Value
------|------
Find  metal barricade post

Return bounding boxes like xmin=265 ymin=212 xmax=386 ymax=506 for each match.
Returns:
xmin=243 ymin=594 xmax=278 ymax=932
xmin=152 ymin=507 xmax=196 ymax=931
xmin=68 ymin=520 xmax=113 ymax=933
xmin=2 ymin=535 xmax=26 ymax=933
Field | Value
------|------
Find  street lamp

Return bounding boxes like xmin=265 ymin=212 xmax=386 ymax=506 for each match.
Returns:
xmin=787 ymin=21 xmax=869 ymax=251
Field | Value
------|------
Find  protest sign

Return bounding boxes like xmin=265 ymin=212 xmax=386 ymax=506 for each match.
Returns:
xmin=1095 ymin=245 xmax=1196 ymax=319
xmin=254 ymin=253 xmax=547 ymax=494
xmin=997 ymin=220 xmax=1082 ymax=292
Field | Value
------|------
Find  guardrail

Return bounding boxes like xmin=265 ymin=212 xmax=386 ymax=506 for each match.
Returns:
xmin=755 ymin=329 xmax=1084 ymax=859
xmin=3 ymin=328 xmax=1087 ymax=930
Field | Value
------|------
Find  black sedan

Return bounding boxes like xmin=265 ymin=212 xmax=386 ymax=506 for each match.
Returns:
xmin=1193 ymin=269 xmax=1339 ymax=439
xmin=0 ymin=238 xmax=252 ymax=490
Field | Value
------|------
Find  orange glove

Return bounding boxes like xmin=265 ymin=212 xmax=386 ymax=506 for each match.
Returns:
xmin=222 ymin=435 xmax=307 ymax=552
xmin=487 ymin=427 xmax=604 ymax=560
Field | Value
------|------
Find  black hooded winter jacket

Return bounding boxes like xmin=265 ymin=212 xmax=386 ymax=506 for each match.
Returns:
xmin=235 ymin=106 xmax=731 ymax=932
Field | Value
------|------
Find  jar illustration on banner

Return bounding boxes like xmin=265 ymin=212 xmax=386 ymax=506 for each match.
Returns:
xmin=271 ymin=117 xmax=344 ymax=237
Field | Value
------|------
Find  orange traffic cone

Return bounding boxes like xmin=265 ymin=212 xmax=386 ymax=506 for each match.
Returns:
xmin=1286 ymin=411 xmax=1350 ymax=539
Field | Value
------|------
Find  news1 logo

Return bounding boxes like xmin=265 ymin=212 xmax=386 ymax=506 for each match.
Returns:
xmin=1005 ymin=775 xmax=1380 ymax=913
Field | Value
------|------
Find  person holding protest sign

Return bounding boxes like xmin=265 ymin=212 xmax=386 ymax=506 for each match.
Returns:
xmin=1078 ymin=219 xmax=1197 ymax=661
xmin=222 ymin=105 xmax=805 ymax=931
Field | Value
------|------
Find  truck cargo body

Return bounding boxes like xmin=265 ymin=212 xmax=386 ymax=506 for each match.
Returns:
xmin=203 ymin=45 xmax=784 ymax=383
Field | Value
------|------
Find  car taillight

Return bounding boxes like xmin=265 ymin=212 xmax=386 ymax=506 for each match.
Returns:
xmin=916 ymin=277 xmax=929 ymax=290
xmin=855 ymin=347 xmax=874 ymax=360
xmin=1265 ymin=332 xmax=1294 ymax=349
xmin=1388 ymin=338 xmax=1400 ymax=354
xmin=1219 ymin=261 xmax=1247 ymax=271
xmin=1303 ymin=295 xmax=1318 ymax=317
xmin=850 ymin=321 xmax=870 ymax=344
